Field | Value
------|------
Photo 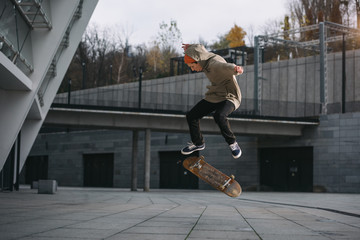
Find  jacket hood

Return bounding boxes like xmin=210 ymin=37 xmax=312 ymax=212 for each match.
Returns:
xmin=184 ymin=44 xmax=216 ymax=68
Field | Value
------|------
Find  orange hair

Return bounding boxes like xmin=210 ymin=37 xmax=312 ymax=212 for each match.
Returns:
xmin=184 ymin=54 xmax=196 ymax=64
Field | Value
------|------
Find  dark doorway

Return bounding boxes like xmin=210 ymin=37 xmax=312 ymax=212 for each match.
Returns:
xmin=159 ymin=151 xmax=198 ymax=189
xmin=83 ymin=153 xmax=114 ymax=187
xmin=259 ymin=147 xmax=313 ymax=192
xmin=24 ymin=155 xmax=48 ymax=184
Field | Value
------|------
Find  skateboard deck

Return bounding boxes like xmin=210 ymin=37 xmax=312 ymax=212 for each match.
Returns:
xmin=183 ymin=155 xmax=242 ymax=198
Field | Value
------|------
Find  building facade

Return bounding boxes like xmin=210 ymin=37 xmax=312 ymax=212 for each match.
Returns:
xmin=25 ymin=112 xmax=360 ymax=193
xmin=24 ymin=49 xmax=360 ymax=193
xmin=0 ymin=0 xmax=98 ymax=190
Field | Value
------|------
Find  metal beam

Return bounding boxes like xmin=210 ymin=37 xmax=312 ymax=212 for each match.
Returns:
xmin=324 ymin=21 xmax=360 ymax=36
xmin=259 ymin=36 xmax=320 ymax=51
xmin=12 ymin=0 xmax=52 ymax=30
xmin=256 ymin=22 xmax=360 ymax=50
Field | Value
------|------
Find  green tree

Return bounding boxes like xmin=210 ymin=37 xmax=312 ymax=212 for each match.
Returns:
xmin=210 ymin=34 xmax=230 ymax=50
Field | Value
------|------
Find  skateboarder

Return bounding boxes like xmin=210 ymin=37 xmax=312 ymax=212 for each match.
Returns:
xmin=180 ymin=44 xmax=243 ymax=159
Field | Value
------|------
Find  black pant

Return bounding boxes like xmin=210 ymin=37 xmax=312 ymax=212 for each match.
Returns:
xmin=186 ymin=99 xmax=236 ymax=146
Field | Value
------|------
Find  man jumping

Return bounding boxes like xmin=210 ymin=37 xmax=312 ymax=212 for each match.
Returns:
xmin=180 ymin=44 xmax=243 ymax=159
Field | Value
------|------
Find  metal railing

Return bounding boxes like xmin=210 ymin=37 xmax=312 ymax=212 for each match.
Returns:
xmin=53 ymin=76 xmax=322 ymax=119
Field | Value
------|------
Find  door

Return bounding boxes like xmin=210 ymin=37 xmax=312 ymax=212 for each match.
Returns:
xmin=260 ymin=147 xmax=313 ymax=192
xmin=24 ymin=155 xmax=48 ymax=184
xmin=159 ymin=151 xmax=198 ymax=189
xmin=83 ymin=153 xmax=114 ymax=187
xmin=288 ymin=159 xmax=301 ymax=191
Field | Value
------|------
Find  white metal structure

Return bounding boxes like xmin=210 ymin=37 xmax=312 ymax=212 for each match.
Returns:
xmin=0 ymin=0 xmax=98 ymax=183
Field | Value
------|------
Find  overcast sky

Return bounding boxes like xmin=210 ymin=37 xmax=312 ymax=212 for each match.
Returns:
xmin=89 ymin=0 xmax=289 ymax=47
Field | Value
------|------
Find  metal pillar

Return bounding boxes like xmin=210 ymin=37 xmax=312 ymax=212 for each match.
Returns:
xmin=342 ymin=33 xmax=346 ymax=113
xmin=144 ymin=129 xmax=151 ymax=192
xmin=131 ymin=130 xmax=138 ymax=191
xmin=319 ymin=22 xmax=327 ymax=114
xmin=254 ymin=36 xmax=259 ymax=114
xmin=138 ymin=67 xmax=143 ymax=109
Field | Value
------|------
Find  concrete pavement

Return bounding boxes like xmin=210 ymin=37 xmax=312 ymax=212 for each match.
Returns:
xmin=0 ymin=187 xmax=359 ymax=240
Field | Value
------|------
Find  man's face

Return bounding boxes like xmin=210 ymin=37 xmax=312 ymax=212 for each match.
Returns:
xmin=187 ymin=62 xmax=203 ymax=72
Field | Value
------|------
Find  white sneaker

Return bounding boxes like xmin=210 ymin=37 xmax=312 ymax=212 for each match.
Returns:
xmin=229 ymin=142 xmax=242 ymax=159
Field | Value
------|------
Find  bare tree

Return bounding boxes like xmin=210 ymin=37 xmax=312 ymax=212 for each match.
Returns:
xmin=260 ymin=17 xmax=283 ymax=35
xmin=245 ymin=24 xmax=255 ymax=47
xmin=145 ymin=19 xmax=182 ymax=78
xmin=356 ymin=0 xmax=360 ymax=28
xmin=198 ymin=36 xmax=210 ymax=49
xmin=156 ymin=19 xmax=182 ymax=53
xmin=287 ymin=0 xmax=355 ymax=27
xmin=112 ymin=24 xmax=133 ymax=83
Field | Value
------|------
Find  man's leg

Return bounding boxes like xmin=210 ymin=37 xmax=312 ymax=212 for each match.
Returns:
xmin=181 ymin=100 xmax=217 ymax=155
xmin=213 ymin=101 xmax=236 ymax=145
xmin=186 ymin=99 xmax=217 ymax=145
xmin=213 ymin=101 xmax=242 ymax=158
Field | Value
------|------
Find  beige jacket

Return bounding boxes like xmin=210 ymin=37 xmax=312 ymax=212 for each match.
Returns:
xmin=185 ymin=44 xmax=242 ymax=109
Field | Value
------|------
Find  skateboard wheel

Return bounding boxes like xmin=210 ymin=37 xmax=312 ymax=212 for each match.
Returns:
xmin=230 ymin=174 xmax=235 ymax=180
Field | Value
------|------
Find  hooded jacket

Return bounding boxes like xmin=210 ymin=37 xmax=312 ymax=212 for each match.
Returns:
xmin=184 ymin=44 xmax=242 ymax=110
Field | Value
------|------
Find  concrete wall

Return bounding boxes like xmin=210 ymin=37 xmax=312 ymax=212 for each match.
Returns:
xmin=313 ymin=113 xmax=360 ymax=192
xmin=55 ymin=49 xmax=360 ymax=117
xmin=27 ymin=111 xmax=360 ymax=193
xmin=327 ymin=50 xmax=360 ymax=113
xmin=25 ymin=106 xmax=360 ymax=193
xmin=31 ymin=49 xmax=360 ymax=193
xmin=27 ymin=47 xmax=360 ymax=193
xmin=26 ymin=130 xmax=258 ymax=190
xmin=258 ymin=112 xmax=360 ymax=193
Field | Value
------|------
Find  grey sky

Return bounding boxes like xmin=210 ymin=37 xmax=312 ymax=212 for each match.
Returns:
xmin=89 ymin=0 xmax=288 ymax=47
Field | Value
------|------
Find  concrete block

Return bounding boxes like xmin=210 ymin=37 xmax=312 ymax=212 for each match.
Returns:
xmin=31 ymin=181 xmax=38 ymax=189
xmin=38 ymin=180 xmax=57 ymax=194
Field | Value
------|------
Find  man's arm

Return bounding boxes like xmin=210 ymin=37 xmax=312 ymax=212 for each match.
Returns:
xmin=213 ymin=61 xmax=244 ymax=76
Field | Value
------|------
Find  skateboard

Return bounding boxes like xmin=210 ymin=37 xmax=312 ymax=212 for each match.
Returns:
xmin=183 ymin=155 xmax=242 ymax=198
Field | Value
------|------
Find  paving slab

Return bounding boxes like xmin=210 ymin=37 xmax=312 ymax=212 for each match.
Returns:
xmin=0 ymin=187 xmax=359 ymax=240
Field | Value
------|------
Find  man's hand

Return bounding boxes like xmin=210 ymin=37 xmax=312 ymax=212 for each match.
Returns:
xmin=234 ymin=65 xmax=243 ymax=74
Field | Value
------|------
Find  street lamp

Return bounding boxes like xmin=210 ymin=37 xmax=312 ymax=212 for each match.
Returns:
xmin=82 ymin=62 xmax=86 ymax=89
xmin=138 ymin=67 xmax=143 ymax=109
xmin=110 ymin=64 xmax=113 ymax=84
xmin=67 ymin=78 xmax=71 ymax=105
